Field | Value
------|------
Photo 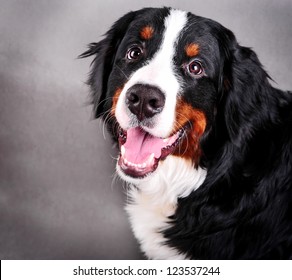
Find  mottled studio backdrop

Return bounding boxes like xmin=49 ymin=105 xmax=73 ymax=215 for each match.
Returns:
xmin=0 ymin=0 xmax=291 ymax=259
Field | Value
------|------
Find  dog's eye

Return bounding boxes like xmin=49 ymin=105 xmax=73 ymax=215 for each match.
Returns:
xmin=126 ymin=46 xmax=143 ymax=60
xmin=188 ymin=60 xmax=203 ymax=76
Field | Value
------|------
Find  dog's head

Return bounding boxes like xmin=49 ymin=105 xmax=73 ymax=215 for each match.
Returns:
xmin=81 ymin=7 xmax=270 ymax=183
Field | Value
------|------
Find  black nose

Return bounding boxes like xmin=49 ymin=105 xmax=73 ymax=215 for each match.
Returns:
xmin=126 ymin=84 xmax=165 ymax=121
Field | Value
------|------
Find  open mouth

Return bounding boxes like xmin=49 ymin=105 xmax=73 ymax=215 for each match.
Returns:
xmin=117 ymin=126 xmax=188 ymax=178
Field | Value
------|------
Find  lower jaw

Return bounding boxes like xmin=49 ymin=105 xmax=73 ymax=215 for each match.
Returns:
xmin=117 ymin=156 xmax=159 ymax=179
xmin=116 ymin=163 xmax=158 ymax=185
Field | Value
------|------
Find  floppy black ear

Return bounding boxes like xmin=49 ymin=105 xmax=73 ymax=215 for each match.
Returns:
xmin=79 ymin=10 xmax=140 ymax=118
xmin=221 ymin=41 xmax=273 ymax=146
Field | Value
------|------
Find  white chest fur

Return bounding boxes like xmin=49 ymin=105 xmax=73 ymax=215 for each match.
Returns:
xmin=125 ymin=156 xmax=207 ymax=259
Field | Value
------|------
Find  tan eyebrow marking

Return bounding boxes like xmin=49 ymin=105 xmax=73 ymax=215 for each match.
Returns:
xmin=185 ymin=43 xmax=200 ymax=57
xmin=140 ymin=26 xmax=154 ymax=40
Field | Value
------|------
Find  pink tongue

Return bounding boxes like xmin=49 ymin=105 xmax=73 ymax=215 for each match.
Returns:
xmin=123 ymin=127 xmax=167 ymax=164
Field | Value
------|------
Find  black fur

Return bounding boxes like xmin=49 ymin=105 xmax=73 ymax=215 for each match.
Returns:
xmin=164 ymin=43 xmax=292 ymax=259
xmin=81 ymin=8 xmax=292 ymax=259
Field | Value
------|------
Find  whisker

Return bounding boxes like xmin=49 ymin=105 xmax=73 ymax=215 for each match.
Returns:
xmin=174 ymin=112 xmax=190 ymax=130
xmin=181 ymin=127 xmax=190 ymax=156
xmin=101 ymin=109 xmax=114 ymax=140
xmin=171 ymin=117 xmax=193 ymax=157
xmin=91 ymin=96 xmax=115 ymax=115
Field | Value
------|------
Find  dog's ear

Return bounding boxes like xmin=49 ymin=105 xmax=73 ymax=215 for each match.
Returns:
xmin=220 ymin=37 xmax=272 ymax=146
xmin=79 ymin=10 xmax=141 ymax=118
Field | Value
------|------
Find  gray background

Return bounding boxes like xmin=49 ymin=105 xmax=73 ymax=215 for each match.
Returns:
xmin=0 ymin=0 xmax=291 ymax=259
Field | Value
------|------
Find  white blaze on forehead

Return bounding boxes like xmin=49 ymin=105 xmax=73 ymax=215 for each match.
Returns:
xmin=115 ymin=9 xmax=188 ymax=137
xmin=158 ymin=9 xmax=188 ymax=62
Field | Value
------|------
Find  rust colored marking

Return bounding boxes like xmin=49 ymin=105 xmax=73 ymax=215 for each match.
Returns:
xmin=140 ymin=26 xmax=154 ymax=40
xmin=111 ymin=88 xmax=123 ymax=116
xmin=172 ymin=98 xmax=207 ymax=164
xmin=185 ymin=43 xmax=200 ymax=57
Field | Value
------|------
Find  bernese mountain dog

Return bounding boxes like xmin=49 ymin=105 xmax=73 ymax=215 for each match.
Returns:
xmin=80 ymin=7 xmax=292 ymax=259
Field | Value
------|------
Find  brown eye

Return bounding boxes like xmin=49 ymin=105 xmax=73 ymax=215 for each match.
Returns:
xmin=188 ymin=60 xmax=203 ymax=76
xmin=126 ymin=46 xmax=143 ymax=60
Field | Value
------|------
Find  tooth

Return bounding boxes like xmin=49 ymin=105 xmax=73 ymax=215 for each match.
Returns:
xmin=121 ymin=145 xmax=126 ymax=157
xmin=163 ymin=137 xmax=169 ymax=143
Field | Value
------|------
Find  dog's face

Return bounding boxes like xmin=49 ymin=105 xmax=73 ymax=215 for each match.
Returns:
xmin=81 ymin=8 xmax=260 ymax=183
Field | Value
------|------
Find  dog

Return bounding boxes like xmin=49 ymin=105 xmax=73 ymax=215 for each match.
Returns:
xmin=80 ymin=7 xmax=292 ymax=259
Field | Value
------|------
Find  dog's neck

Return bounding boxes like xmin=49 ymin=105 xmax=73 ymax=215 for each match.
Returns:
xmin=124 ymin=156 xmax=206 ymax=259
